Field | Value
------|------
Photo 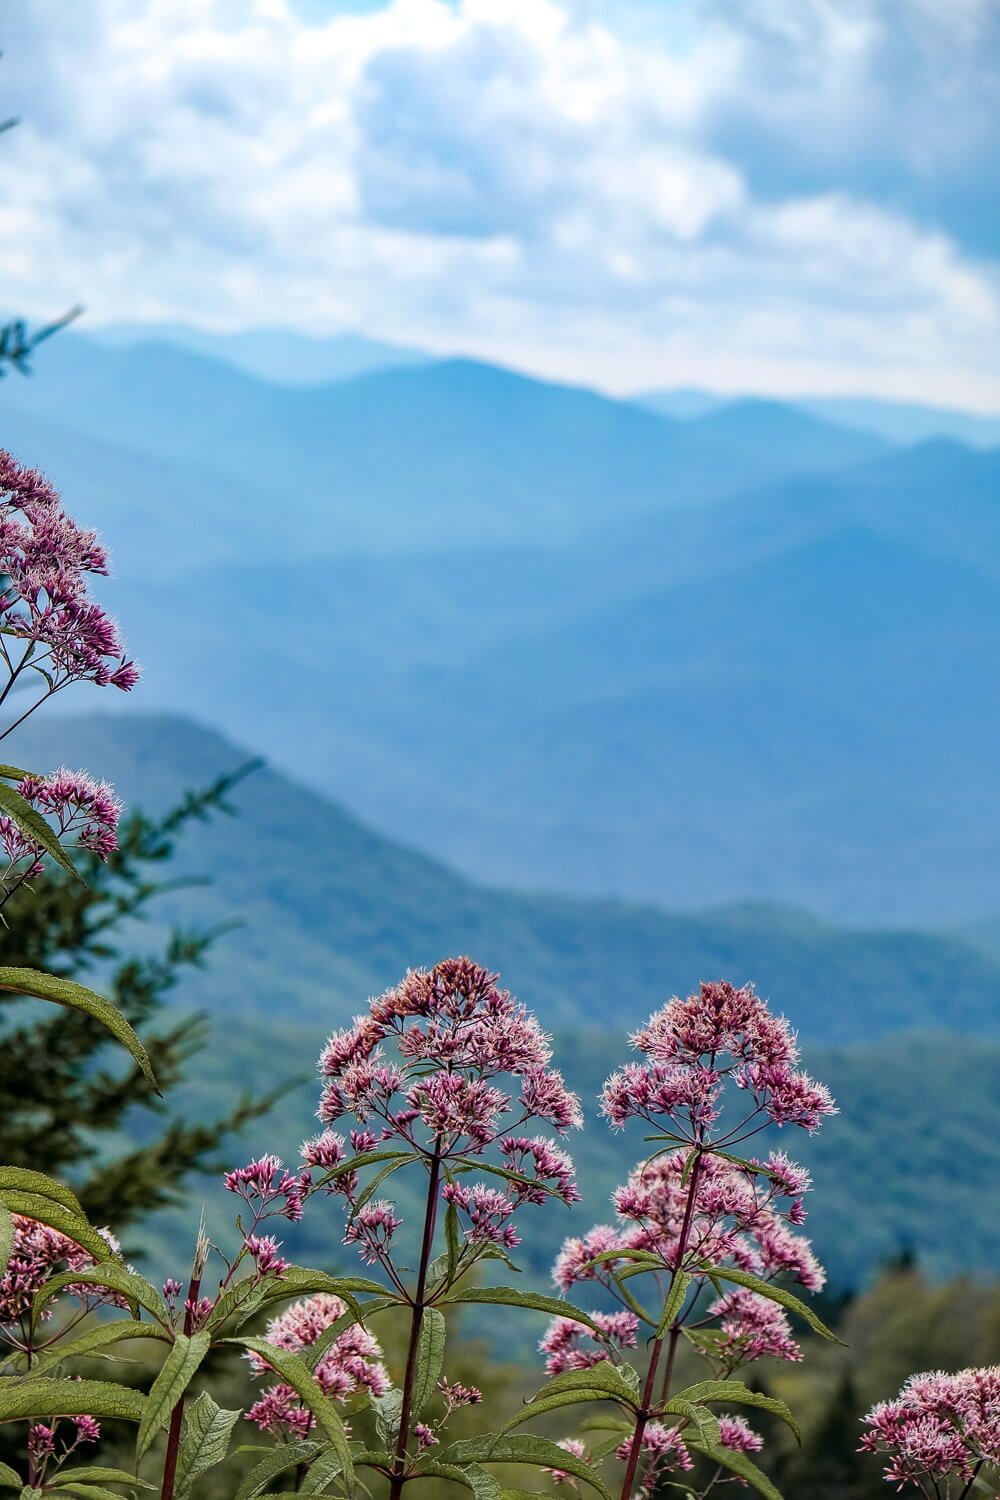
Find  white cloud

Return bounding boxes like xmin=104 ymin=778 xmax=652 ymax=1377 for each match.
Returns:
xmin=0 ymin=0 xmax=997 ymax=407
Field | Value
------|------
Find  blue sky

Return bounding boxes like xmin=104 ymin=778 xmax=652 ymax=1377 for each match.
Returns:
xmin=1 ymin=0 xmax=998 ymax=406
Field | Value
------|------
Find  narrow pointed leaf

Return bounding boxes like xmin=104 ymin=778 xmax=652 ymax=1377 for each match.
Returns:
xmin=37 ymin=1265 xmax=169 ymax=1327
xmin=701 ymin=1265 xmax=843 ymax=1343
xmin=442 ymin=1437 xmax=612 ymax=1499
xmin=0 ymin=1201 xmax=12 ymax=1279
xmin=0 ymin=1192 xmax=117 ymax=1266
xmin=416 ymin=1462 xmax=502 ymax=1499
xmin=673 ymin=1380 xmax=800 ymax=1442
xmin=0 ymin=1167 xmax=86 ymax=1216
xmin=445 ymin=1287 xmax=601 ymax=1332
xmin=31 ymin=1319 xmax=170 ymax=1374
xmin=228 ymin=1338 xmax=353 ymax=1486
xmin=655 ymin=1270 xmax=693 ymax=1338
xmin=174 ymin=1391 xmax=241 ymax=1499
xmin=50 ymin=1470 xmax=155 ymax=1490
xmin=412 ymin=1308 xmax=446 ymax=1417
xmin=234 ymin=1441 xmax=320 ymax=1500
xmin=298 ymin=1447 xmax=345 ymax=1494
xmin=0 ymin=784 xmax=79 ymax=878
xmin=536 ymin=1364 xmax=641 ymax=1406
xmin=660 ymin=1398 xmax=720 ymax=1446
xmin=0 ymin=1380 xmax=146 ymax=1424
xmin=0 ymin=968 xmax=158 ymax=1091
xmin=347 ymin=1156 xmax=418 ymax=1221
xmin=0 ymin=764 xmax=31 ymax=781
xmin=137 ymin=1331 xmax=212 ymax=1458
xmin=497 ymin=1387 xmax=630 ymax=1436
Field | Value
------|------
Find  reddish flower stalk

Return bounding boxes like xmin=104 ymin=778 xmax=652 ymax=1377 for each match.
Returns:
xmin=160 ymin=1230 xmax=209 ymax=1500
xmin=388 ymin=1144 xmax=444 ymax=1500
xmin=617 ymin=1144 xmax=705 ymax=1500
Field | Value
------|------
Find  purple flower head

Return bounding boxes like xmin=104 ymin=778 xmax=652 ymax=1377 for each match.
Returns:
xmin=540 ymin=1310 xmax=638 ymax=1375
xmin=0 ymin=450 xmax=138 ymax=719
xmin=243 ymin=1233 xmax=290 ymax=1278
xmin=224 ymin=1154 xmax=307 ymax=1222
xmin=602 ymin=980 xmax=836 ymax=1138
xmin=0 ymin=768 xmax=122 ymax=889
xmin=314 ymin=958 xmax=581 ymax=1267
xmin=0 ymin=1215 xmax=126 ymax=1326
xmin=860 ymin=1367 xmax=1000 ymax=1490
xmin=246 ymin=1292 xmax=389 ymax=1436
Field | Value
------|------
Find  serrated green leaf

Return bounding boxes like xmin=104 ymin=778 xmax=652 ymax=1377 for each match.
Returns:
xmin=660 ymin=1398 xmax=720 ymax=1446
xmin=674 ymin=1380 xmax=801 ymax=1442
xmin=537 ymin=1363 xmax=642 ymax=1406
xmin=0 ymin=968 xmax=158 ymax=1092
xmin=0 ymin=1379 xmax=146 ymax=1425
xmin=444 ymin=1175 xmax=462 ymax=1284
xmin=497 ymin=1387 xmax=631 ymax=1437
xmin=227 ymin=1337 xmax=353 ymax=1486
xmin=19 ymin=1489 xmax=43 ymax=1500
xmin=0 ymin=763 xmax=31 ymax=781
xmin=0 ymin=1191 xmax=116 ymax=1268
xmin=442 ymin=1436 xmax=612 ymax=1499
xmin=297 ymin=1446 xmax=345 ymax=1494
xmin=36 ymin=1265 xmax=169 ymax=1328
xmin=656 ymin=1270 xmax=693 ymax=1338
xmin=174 ymin=1390 xmax=241 ymax=1499
xmin=685 ymin=1438 xmax=784 ymax=1499
xmin=31 ymin=1319 xmax=170 ymax=1375
xmin=0 ymin=1462 xmax=18 ymax=1489
xmin=0 ymin=783 xmax=79 ymax=878
xmin=701 ymin=1265 xmax=844 ymax=1344
xmin=50 ymin=1469 xmax=155 ymax=1489
xmin=347 ymin=1156 xmax=417 ymax=1222
xmin=137 ymin=1331 xmax=211 ymax=1459
xmin=0 ymin=1167 xmax=85 ymax=1216
xmin=209 ymin=1265 xmax=373 ymax=1334
xmin=412 ymin=1308 xmax=446 ymax=1417
xmin=0 ymin=1201 xmax=13 ymax=1280
xmin=233 ymin=1441 xmax=321 ymax=1500
xmin=445 ymin=1286 xmax=601 ymax=1331
xmin=372 ymin=1388 xmax=403 ymax=1448
xmin=416 ymin=1462 xmax=503 ymax=1499
xmin=47 ymin=1486 xmax=133 ymax=1500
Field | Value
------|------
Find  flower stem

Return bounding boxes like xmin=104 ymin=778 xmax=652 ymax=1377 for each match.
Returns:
xmin=389 ymin=1146 xmax=443 ymax=1500
xmin=619 ymin=1146 xmax=705 ymax=1500
xmin=160 ymin=1266 xmax=202 ymax=1500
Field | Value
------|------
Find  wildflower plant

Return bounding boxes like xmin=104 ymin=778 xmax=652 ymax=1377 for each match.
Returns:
xmin=515 ymin=980 xmax=841 ymax=1500
xmin=860 ymin=1369 xmax=1000 ymax=1496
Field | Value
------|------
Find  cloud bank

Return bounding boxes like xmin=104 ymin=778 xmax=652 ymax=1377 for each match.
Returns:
xmin=1 ymin=0 xmax=998 ymax=404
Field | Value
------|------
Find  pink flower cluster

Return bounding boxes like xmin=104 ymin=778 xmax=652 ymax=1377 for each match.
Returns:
xmin=224 ymin=1154 xmax=307 ymax=1223
xmin=0 ymin=450 xmax=138 ymax=708
xmin=27 ymin=1416 xmax=101 ymax=1486
xmin=311 ymin=958 xmax=581 ymax=1267
xmin=246 ymin=1293 xmax=390 ymax=1439
xmin=540 ymin=1310 xmax=638 ymax=1375
xmin=552 ymin=1147 xmax=822 ymax=1372
xmin=860 ymin=1367 xmax=1000 ymax=1492
xmin=602 ymin=981 xmax=836 ymax=1138
xmin=0 ymin=1215 xmax=121 ymax=1330
xmin=0 ymin=768 xmax=122 ymax=883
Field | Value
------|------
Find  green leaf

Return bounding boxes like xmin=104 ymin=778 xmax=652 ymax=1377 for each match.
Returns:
xmin=442 ymin=1437 xmax=612 ymax=1500
xmin=50 ymin=1470 xmax=155 ymax=1489
xmin=347 ymin=1155 xmax=418 ymax=1221
xmin=233 ymin=1441 xmax=321 ymax=1500
xmin=227 ymin=1338 xmax=354 ymax=1486
xmin=539 ymin=1364 xmax=641 ymax=1406
xmin=0 ymin=763 xmax=31 ymax=781
xmin=415 ymin=1462 xmax=503 ymax=1499
xmin=444 ymin=1286 xmax=601 ymax=1332
xmin=0 ymin=1191 xmax=116 ymax=1267
xmin=497 ymin=1387 xmax=632 ymax=1437
xmin=685 ymin=1438 xmax=784 ymax=1499
xmin=137 ymin=1331 xmax=212 ymax=1459
xmin=0 ymin=969 xmax=158 ymax=1092
xmin=660 ymin=1398 xmax=720 ymax=1446
xmin=412 ymin=1308 xmax=446 ymax=1417
xmin=372 ymin=1388 xmax=403 ymax=1448
xmin=453 ymin=1158 xmax=574 ymax=1203
xmin=655 ymin=1270 xmax=693 ymax=1339
xmin=306 ymin=1298 xmax=398 ymax=1372
xmin=0 ymin=1200 xmax=13 ymax=1280
xmin=297 ymin=1446 xmax=345 ymax=1495
xmin=701 ymin=1265 xmax=844 ymax=1344
xmin=47 ymin=1487 xmax=136 ymax=1500
xmin=444 ymin=1175 xmax=462 ymax=1284
xmin=0 ymin=1463 xmax=18 ymax=1489
xmin=31 ymin=1319 xmax=170 ymax=1374
xmin=36 ymin=1265 xmax=170 ymax=1328
xmin=209 ymin=1265 xmax=373 ymax=1334
xmin=313 ymin=1149 xmax=413 ymax=1190
xmin=0 ymin=783 xmax=79 ymax=878
xmin=673 ymin=1380 xmax=801 ymax=1442
xmin=0 ymin=1167 xmax=86 ymax=1216
xmin=0 ymin=1379 xmax=146 ymax=1425
xmin=174 ymin=1391 xmax=241 ymax=1499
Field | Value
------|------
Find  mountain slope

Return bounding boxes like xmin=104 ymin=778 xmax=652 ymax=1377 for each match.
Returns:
xmin=9 ymin=713 xmax=1000 ymax=1045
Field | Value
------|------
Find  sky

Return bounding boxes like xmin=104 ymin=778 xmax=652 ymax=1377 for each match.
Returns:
xmin=1 ymin=0 xmax=998 ymax=406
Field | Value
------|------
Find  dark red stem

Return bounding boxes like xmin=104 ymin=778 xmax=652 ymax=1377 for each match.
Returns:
xmin=160 ymin=1270 xmax=201 ymax=1500
xmin=388 ymin=1147 xmax=443 ymax=1500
